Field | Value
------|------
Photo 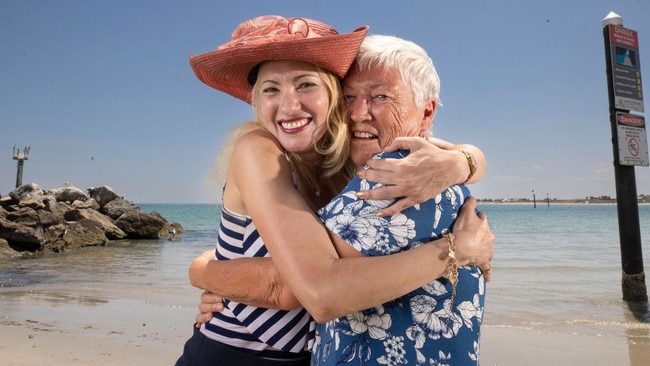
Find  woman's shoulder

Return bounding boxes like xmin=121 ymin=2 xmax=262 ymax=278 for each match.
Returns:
xmin=227 ymin=129 xmax=289 ymax=180
xmin=237 ymin=128 xmax=277 ymax=144
xmin=234 ymin=128 xmax=284 ymax=156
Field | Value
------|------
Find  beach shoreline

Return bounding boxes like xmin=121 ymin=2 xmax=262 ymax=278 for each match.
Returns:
xmin=1 ymin=291 xmax=649 ymax=366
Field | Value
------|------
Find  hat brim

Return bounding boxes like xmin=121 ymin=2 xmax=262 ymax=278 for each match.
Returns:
xmin=189 ymin=26 xmax=368 ymax=103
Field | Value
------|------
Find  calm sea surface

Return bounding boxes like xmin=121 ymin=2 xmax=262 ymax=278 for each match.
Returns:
xmin=2 ymin=203 xmax=650 ymax=340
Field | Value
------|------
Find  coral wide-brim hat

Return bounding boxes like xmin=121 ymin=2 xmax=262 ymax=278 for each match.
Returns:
xmin=190 ymin=15 xmax=368 ymax=103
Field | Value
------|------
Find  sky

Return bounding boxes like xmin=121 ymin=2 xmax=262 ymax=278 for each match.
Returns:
xmin=1 ymin=0 xmax=649 ymax=203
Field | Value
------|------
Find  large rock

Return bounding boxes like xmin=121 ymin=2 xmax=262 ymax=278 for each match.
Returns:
xmin=87 ymin=186 xmax=119 ymax=208
xmin=0 ymin=216 xmax=46 ymax=251
xmin=8 ymin=183 xmax=45 ymax=202
xmin=6 ymin=206 xmax=43 ymax=227
xmin=48 ymin=185 xmax=89 ymax=203
xmin=5 ymin=206 xmax=60 ymax=226
xmin=17 ymin=196 xmax=49 ymax=210
xmin=101 ymin=197 xmax=138 ymax=220
xmin=72 ymin=198 xmax=100 ymax=211
xmin=65 ymin=208 xmax=127 ymax=240
xmin=115 ymin=210 xmax=169 ymax=239
xmin=43 ymin=219 xmax=108 ymax=253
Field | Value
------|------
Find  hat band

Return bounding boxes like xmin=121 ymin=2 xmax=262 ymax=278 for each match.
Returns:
xmin=218 ymin=17 xmax=337 ymax=51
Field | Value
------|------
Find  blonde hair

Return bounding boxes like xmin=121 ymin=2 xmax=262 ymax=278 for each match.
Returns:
xmin=208 ymin=66 xmax=355 ymax=203
xmin=205 ymin=121 xmax=261 ymax=202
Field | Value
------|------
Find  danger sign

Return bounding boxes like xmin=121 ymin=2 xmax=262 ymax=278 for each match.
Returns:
xmin=617 ymin=112 xmax=649 ymax=166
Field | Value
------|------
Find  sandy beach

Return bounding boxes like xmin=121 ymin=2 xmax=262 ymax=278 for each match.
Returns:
xmin=0 ymin=288 xmax=196 ymax=365
xmin=1 ymin=291 xmax=649 ymax=366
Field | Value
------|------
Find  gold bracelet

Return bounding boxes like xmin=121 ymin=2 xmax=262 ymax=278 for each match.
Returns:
xmin=443 ymin=232 xmax=458 ymax=324
xmin=459 ymin=150 xmax=477 ymax=184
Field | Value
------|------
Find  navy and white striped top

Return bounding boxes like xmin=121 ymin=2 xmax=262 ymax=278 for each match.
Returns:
xmin=200 ymin=205 xmax=315 ymax=358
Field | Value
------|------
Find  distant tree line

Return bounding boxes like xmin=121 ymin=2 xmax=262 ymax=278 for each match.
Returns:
xmin=478 ymin=195 xmax=650 ymax=204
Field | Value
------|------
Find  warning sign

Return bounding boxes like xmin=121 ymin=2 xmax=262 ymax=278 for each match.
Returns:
xmin=617 ymin=112 xmax=649 ymax=166
xmin=608 ymin=24 xmax=644 ymax=113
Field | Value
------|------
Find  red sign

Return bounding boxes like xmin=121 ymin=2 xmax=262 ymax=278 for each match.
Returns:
xmin=617 ymin=114 xmax=645 ymax=127
xmin=609 ymin=24 xmax=639 ymax=48
xmin=607 ymin=24 xmax=644 ymax=112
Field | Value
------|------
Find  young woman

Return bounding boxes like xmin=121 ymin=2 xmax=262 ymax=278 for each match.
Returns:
xmin=177 ymin=15 xmax=493 ymax=366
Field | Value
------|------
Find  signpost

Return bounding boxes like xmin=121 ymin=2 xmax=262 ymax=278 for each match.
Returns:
xmin=602 ymin=12 xmax=647 ymax=301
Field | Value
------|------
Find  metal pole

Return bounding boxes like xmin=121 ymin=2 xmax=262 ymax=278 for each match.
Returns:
xmin=15 ymin=160 xmax=24 ymax=188
xmin=532 ymin=189 xmax=536 ymax=208
xmin=602 ymin=12 xmax=647 ymax=301
xmin=12 ymin=145 xmax=30 ymax=189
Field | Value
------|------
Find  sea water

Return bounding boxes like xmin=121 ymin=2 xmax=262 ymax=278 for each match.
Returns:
xmin=480 ymin=203 xmax=650 ymax=347
xmin=1 ymin=203 xmax=649 ymax=341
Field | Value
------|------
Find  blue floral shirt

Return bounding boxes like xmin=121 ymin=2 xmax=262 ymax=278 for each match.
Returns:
xmin=313 ymin=150 xmax=485 ymax=366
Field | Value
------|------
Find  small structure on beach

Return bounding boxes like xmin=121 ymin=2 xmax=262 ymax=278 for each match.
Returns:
xmin=12 ymin=145 xmax=30 ymax=188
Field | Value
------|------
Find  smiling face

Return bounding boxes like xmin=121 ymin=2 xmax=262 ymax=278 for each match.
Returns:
xmin=254 ymin=60 xmax=330 ymax=154
xmin=344 ymin=65 xmax=436 ymax=166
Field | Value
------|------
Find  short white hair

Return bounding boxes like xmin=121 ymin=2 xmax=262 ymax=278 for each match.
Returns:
xmin=354 ymin=34 xmax=440 ymax=109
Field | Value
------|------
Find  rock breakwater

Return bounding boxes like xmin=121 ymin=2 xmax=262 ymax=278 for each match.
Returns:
xmin=0 ymin=183 xmax=183 ymax=257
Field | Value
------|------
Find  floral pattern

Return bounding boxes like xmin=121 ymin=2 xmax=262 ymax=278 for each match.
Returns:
xmin=313 ymin=150 xmax=485 ymax=366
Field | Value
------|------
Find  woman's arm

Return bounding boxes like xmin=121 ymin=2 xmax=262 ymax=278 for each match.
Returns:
xmin=189 ymin=250 xmax=301 ymax=310
xmin=225 ymin=130 xmax=493 ymax=322
xmin=428 ymin=137 xmax=486 ymax=185
xmin=355 ymin=136 xmax=487 ymax=217
xmin=193 ymin=195 xmax=493 ymax=323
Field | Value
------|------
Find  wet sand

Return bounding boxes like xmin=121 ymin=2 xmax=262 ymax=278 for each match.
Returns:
xmin=1 ymin=290 xmax=649 ymax=366
xmin=0 ymin=288 xmax=196 ymax=365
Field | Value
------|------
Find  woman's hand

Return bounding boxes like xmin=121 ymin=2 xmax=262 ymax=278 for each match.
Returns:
xmin=355 ymin=137 xmax=473 ymax=217
xmin=194 ymin=291 xmax=225 ymax=328
xmin=450 ymin=196 xmax=495 ymax=281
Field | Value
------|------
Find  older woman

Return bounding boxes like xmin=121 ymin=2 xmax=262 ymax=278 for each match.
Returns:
xmin=312 ymin=34 xmax=486 ymax=366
